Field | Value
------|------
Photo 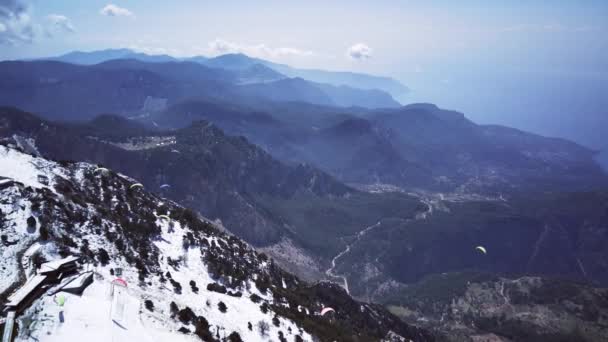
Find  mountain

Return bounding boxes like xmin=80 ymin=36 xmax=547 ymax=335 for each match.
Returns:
xmin=270 ymin=65 xmax=409 ymax=98
xmin=194 ymin=53 xmax=409 ymax=98
xmin=3 ymin=110 xmax=608 ymax=342
xmin=0 ymin=144 xmax=433 ymax=341
xmin=234 ymin=64 xmax=286 ymax=84
xmin=382 ymin=274 xmax=608 ymax=341
xmin=196 ymin=53 xmax=409 ymax=98
xmin=145 ymin=99 xmax=607 ymax=195
xmin=0 ymin=60 xmax=236 ymax=121
xmin=315 ymin=83 xmax=401 ymax=108
xmin=42 ymin=49 xmax=409 ymax=99
xmin=0 ymin=59 xmax=400 ymax=121
xmin=196 ymin=53 xmax=263 ymax=70
xmin=48 ymin=48 xmax=178 ymax=65
xmin=238 ymin=78 xmax=334 ymax=106
xmin=0 ymin=107 xmax=426 ymax=272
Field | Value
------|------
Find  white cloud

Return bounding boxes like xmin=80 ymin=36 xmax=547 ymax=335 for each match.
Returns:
xmin=207 ymin=38 xmax=315 ymax=59
xmin=208 ymin=38 xmax=237 ymax=55
xmin=129 ymin=44 xmax=182 ymax=56
xmin=46 ymin=14 xmax=75 ymax=33
xmin=347 ymin=43 xmax=372 ymax=60
xmin=100 ymin=4 xmax=133 ymax=17
xmin=0 ymin=0 xmax=36 ymax=45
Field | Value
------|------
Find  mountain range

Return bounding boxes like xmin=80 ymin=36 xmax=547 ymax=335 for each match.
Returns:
xmin=2 ymin=106 xmax=608 ymax=341
xmin=43 ymin=48 xmax=409 ymax=98
xmin=1 ymin=49 xmax=608 ymax=341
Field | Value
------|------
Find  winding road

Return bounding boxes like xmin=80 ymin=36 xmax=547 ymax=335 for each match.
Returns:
xmin=325 ymin=221 xmax=382 ymax=294
xmin=325 ymin=194 xmax=435 ymax=295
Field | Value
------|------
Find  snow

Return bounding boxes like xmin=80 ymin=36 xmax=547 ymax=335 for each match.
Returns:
xmin=0 ymin=145 xmax=63 ymax=190
xmin=39 ymin=256 xmax=79 ymax=274
xmin=146 ymin=218 xmax=312 ymax=341
xmin=2 ymin=147 xmax=315 ymax=341
xmin=17 ymin=280 xmax=198 ymax=342
xmin=6 ymin=275 xmax=46 ymax=307
xmin=22 ymin=242 xmax=42 ymax=279
xmin=0 ymin=186 xmax=37 ymax=294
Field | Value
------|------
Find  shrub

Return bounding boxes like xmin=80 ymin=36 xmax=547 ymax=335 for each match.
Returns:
xmin=178 ymin=307 xmax=196 ymax=324
xmin=39 ymin=225 xmax=49 ymax=240
xmin=250 ymin=293 xmax=262 ymax=303
xmin=190 ymin=280 xmax=199 ymax=293
xmin=260 ymin=302 xmax=269 ymax=314
xmin=257 ymin=321 xmax=270 ymax=337
xmin=31 ymin=253 xmax=46 ymax=269
xmin=272 ymin=315 xmax=280 ymax=327
xmin=207 ymin=282 xmax=227 ymax=294
xmin=144 ymin=299 xmax=154 ymax=312
xmin=218 ymin=301 xmax=227 ymax=313
xmin=98 ymin=248 xmax=110 ymax=266
xmin=194 ymin=316 xmax=214 ymax=341
xmin=170 ymin=279 xmax=182 ymax=294
xmin=228 ymin=331 xmax=243 ymax=342
xmin=170 ymin=302 xmax=179 ymax=317
xmin=178 ymin=327 xmax=190 ymax=334
xmin=248 ymin=322 xmax=253 ymax=331
xmin=278 ymin=331 xmax=287 ymax=342
xmin=227 ymin=290 xmax=242 ymax=298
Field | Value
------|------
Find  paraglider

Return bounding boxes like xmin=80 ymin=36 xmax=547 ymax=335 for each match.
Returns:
xmin=160 ymin=184 xmax=171 ymax=189
xmin=54 ymin=294 xmax=66 ymax=306
xmin=171 ymin=149 xmax=180 ymax=154
xmin=158 ymin=215 xmax=170 ymax=221
xmin=320 ymin=307 xmax=335 ymax=316
xmin=94 ymin=167 xmax=109 ymax=173
xmin=476 ymin=246 xmax=487 ymax=254
xmin=129 ymin=183 xmax=144 ymax=190
xmin=112 ymin=278 xmax=128 ymax=287
xmin=55 ymin=294 xmax=66 ymax=323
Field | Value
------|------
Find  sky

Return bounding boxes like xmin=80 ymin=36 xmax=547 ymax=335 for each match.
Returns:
xmin=1 ymin=0 xmax=607 ymax=158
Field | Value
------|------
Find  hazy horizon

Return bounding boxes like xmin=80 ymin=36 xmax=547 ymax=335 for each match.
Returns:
xmin=2 ymin=0 xmax=607 ymax=162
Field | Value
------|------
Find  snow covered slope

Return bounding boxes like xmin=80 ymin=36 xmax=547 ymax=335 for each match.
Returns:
xmin=0 ymin=145 xmax=433 ymax=342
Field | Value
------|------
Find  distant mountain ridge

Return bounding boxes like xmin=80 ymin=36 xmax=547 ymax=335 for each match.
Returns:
xmin=39 ymin=48 xmax=409 ymax=98
xmin=0 ymin=58 xmax=401 ymax=120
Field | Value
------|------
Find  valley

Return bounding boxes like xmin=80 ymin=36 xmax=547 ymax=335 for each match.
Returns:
xmin=0 ymin=48 xmax=607 ymax=341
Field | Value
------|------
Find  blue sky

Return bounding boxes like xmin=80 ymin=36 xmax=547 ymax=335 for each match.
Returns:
xmin=1 ymin=0 xmax=607 ymax=154
xmin=1 ymin=1 xmax=606 ymax=74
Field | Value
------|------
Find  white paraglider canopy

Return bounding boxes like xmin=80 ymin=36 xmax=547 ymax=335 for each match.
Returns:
xmin=320 ymin=307 xmax=335 ymax=316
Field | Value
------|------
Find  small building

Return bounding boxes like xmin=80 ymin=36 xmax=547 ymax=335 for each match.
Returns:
xmin=58 ymin=272 xmax=94 ymax=295
xmin=3 ymin=275 xmax=47 ymax=315
xmin=3 ymin=256 xmax=80 ymax=315
xmin=39 ymin=256 xmax=79 ymax=278
xmin=0 ymin=177 xmax=13 ymax=190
